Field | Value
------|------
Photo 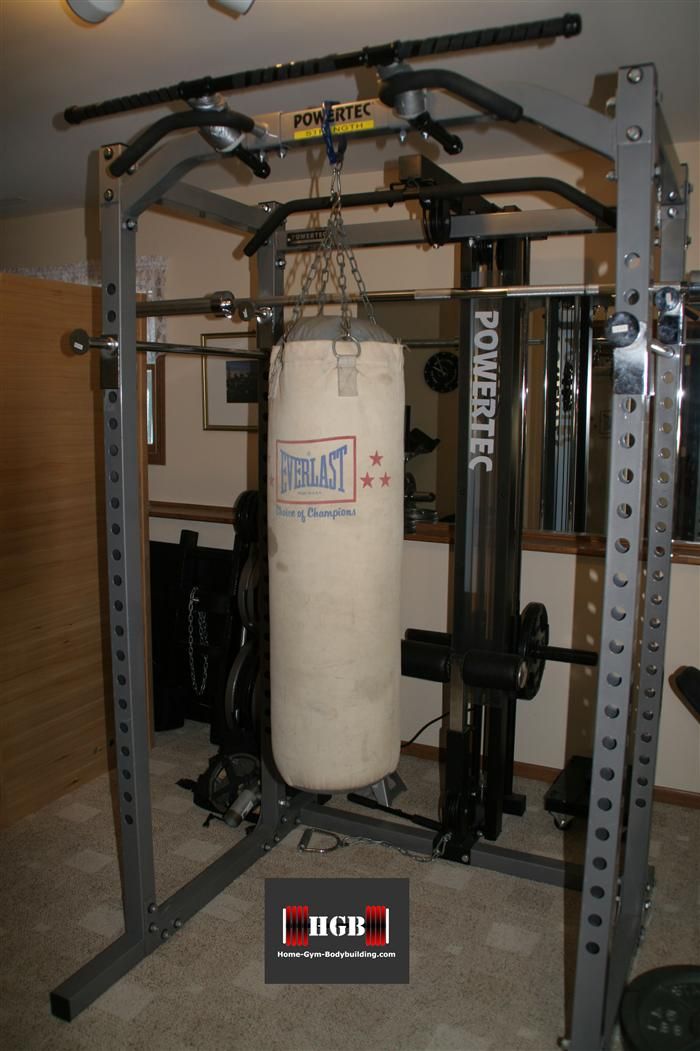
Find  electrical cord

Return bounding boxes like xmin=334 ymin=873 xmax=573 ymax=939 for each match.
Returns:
xmin=401 ymin=711 xmax=449 ymax=750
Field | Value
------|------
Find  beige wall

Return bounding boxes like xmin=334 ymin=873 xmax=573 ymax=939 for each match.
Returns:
xmin=2 ymin=143 xmax=698 ymax=793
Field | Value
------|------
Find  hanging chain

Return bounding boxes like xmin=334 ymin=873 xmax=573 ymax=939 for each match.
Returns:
xmin=283 ymin=161 xmax=377 ymax=345
xmin=187 ymin=586 xmax=209 ymax=697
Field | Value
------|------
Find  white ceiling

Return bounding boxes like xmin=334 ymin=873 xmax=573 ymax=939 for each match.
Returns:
xmin=1 ymin=0 xmax=698 ymax=217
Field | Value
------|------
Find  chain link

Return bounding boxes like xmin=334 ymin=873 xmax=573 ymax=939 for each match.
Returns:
xmin=299 ymin=828 xmax=451 ymax=864
xmin=283 ymin=161 xmax=377 ymax=345
xmin=187 ymin=586 xmax=209 ymax=697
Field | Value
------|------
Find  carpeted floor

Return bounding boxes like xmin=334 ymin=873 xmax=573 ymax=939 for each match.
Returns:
xmin=1 ymin=720 xmax=697 ymax=1051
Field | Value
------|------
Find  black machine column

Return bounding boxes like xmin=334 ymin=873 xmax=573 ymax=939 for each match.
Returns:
xmin=443 ymin=238 xmax=529 ymax=855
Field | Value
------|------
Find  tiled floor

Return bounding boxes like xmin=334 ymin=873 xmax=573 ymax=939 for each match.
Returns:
xmin=0 ymin=720 xmax=697 ymax=1051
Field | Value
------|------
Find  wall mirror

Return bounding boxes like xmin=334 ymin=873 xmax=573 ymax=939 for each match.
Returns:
xmin=368 ymin=300 xmax=699 ymax=545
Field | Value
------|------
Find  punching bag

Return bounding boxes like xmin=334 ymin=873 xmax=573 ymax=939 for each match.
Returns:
xmin=268 ymin=316 xmax=404 ymax=791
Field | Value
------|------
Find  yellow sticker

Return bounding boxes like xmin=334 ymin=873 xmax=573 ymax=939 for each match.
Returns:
xmin=293 ymin=119 xmax=375 ymax=141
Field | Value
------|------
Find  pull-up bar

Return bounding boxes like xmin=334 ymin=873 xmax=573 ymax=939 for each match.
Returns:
xmin=63 ymin=12 xmax=581 ymax=126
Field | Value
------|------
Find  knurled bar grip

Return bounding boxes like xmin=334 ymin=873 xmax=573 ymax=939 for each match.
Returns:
xmin=63 ymin=13 xmax=581 ymax=125
xmin=379 ymin=70 xmax=523 ymax=123
xmin=243 ymin=178 xmax=615 ymax=256
xmin=108 ymin=111 xmax=255 ymax=176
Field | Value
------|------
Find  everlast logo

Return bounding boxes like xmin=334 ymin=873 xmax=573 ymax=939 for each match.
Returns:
xmin=276 ymin=436 xmax=357 ymax=504
xmin=469 ymin=310 xmax=499 ymax=472
xmin=292 ymin=102 xmax=372 ymax=130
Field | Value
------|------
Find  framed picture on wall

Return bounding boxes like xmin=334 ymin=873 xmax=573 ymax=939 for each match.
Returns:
xmin=201 ymin=331 xmax=260 ymax=431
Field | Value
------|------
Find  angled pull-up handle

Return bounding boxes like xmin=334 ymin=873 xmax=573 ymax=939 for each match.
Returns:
xmin=108 ymin=110 xmax=256 ymax=177
xmin=379 ymin=69 xmax=523 ymax=124
xmin=243 ymin=178 xmax=616 ymax=256
xmin=63 ymin=13 xmax=581 ymax=126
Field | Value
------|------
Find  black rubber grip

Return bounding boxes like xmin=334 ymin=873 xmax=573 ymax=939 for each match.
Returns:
xmin=675 ymin=666 xmax=700 ymax=716
xmin=401 ymin=639 xmax=451 ymax=683
xmin=232 ymin=145 xmax=271 ymax=179
xmin=410 ymin=113 xmax=463 ymax=155
xmin=108 ymin=111 xmax=255 ymax=177
xmin=405 ymin=629 xmax=452 ymax=648
xmin=380 ymin=70 xmax=523 ymax=124
xmin=62 ymin=14 xmax=581 ymax=125
xmin=243 ymin=177 xmax=615 ymax=256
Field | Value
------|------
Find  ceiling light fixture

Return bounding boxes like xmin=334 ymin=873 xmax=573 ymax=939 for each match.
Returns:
xmin=66 ymin=0 xmax=257 ymax=24
xmin=66 ymin=0 xmax=124 ymax=24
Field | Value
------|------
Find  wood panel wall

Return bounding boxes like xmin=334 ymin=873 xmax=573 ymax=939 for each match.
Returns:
xmin=0 ymin=274 xmax=148 ymax=827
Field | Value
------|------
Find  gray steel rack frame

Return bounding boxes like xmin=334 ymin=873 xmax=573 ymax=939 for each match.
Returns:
xmin=50 ymin=63 xmax=689 ymax=1051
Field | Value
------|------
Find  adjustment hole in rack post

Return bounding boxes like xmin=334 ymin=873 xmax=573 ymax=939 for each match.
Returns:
xmin=611 ymin=607 xmax=627 ymax=621
xmin=619 ymin=434 xmax=635 ymax=449
xmin=615 ymin=538 xmax=630 ymax=553
xmin=621 ymin=397 xmax=637 ymax=414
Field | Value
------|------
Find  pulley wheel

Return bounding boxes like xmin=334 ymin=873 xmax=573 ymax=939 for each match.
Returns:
xmin=205 ymin=753 xmax=258 ymax=814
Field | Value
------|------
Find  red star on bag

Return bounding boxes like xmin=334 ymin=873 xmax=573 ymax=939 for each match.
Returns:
xmin=380 ymin=473 xmax=391 ymax=487
xmin=361 ymin=473 xmax=374 ymax=488
xmin=370 ymin=450 xmax=383 ymax=466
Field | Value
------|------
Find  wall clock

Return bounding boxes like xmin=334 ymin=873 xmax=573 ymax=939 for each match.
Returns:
xmin=424 ymin=351 xmax=458 ymax=393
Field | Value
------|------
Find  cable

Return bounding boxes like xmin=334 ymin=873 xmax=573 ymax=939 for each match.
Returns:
xmin=401 ymin=711 xmax=449 ymax=750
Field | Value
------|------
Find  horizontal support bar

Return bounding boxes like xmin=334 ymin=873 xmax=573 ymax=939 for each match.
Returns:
xmin=139 ymin=339 xmax=264 ymax=359
xmin=283 ymin=208 xmax=608 ymax=252
xmin=51 ymin=932 xmax=146 ymax=1022
xmin=136 ymin=291 xmax=234 ymax=318
xmin=157 ymin=181 xmax=266 ymax=233
xmin=245 ymin=180 xmax=616 ymax=256
xmin=469 ymin=842 xmax=583 ymax=889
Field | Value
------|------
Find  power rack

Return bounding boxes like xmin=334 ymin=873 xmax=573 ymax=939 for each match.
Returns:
xmin=52 ymin=16 xmax=690 ymax=1051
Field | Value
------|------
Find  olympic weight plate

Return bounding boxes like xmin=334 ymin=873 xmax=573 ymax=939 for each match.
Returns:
xmin=518 ymin=602 xmax=549 ymax=701
xmin=620 ymin=965 xmax=700 ymax=1051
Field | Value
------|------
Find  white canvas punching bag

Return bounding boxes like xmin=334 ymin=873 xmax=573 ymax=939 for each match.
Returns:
xmin=268 ymin=316 xmax=404 ymax=791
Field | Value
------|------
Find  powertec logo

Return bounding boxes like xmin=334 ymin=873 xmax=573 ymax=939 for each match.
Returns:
xmin=469 ymin=309 xmax=500 ymax=472
xmin=276 ymin=436 xmax=356 ymax=505
xmin=282 ymin=905 xmax=389 ymax=946
xmin=290 ymin=101 xmax=374 ymax=140
xmin=265 ymin=878 xmax=408 ymax=984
